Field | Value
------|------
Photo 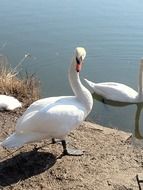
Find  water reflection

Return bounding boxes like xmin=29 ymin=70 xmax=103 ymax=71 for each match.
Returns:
xmin=92 ymin=93 xmax=135 ymax=107
xmin=134 ymin=104 xmax=143 ymax=139
xmin=93 ymin=93 xmax=143 ymax=140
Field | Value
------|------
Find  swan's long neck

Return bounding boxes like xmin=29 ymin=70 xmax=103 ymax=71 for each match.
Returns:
xmin=138 ymin=62 xmax=143 ymax=98
xmin=68 ymin=57 xmax=93 ymax=116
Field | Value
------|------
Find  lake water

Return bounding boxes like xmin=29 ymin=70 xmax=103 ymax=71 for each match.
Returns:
xmin=0 ymin=0 xmax=143 ymax=133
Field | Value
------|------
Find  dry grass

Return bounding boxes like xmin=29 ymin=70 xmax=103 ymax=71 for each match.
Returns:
xmin=0 ymin=54 xmax=40 ymax=106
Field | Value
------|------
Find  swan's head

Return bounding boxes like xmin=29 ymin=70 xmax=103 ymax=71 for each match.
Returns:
xmin=75 ymin=47 xmax=86 ymax=72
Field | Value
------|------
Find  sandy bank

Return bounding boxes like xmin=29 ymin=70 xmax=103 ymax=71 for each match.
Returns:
xmin=0 ymin=110 xmax=143 ymax=190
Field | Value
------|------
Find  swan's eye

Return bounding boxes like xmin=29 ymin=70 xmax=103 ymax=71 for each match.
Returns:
xmin=76 ymin=57 xmax=80 ymax=65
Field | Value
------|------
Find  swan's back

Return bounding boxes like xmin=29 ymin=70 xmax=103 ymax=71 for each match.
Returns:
xmin=95 ymin=82 xmax=138 ymax=102
xmin=85 ymin=79 xmax=138 ymax=103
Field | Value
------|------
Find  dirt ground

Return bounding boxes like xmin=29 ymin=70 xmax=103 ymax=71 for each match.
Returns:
xmin=0 ymin=109 xmax=143 ymax=190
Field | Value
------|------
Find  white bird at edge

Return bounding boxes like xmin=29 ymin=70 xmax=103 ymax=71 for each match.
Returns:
xmin=84 ymin=58 xmax=143 ymax=139
xmin=0 ymin=47 xmax=93 ymax=156
xmin=0 ymin=95 xmax=22 ymax=111
xmin=84 ymin=58 xmax=143 ymax=104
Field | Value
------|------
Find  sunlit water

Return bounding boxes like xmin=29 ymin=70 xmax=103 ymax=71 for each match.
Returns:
xmin=0 ymin=0 xmax=143 ymax=133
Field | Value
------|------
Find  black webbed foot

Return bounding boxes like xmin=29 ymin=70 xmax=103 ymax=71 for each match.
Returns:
xmin=61 ymin=140 xmax=83 ymax=156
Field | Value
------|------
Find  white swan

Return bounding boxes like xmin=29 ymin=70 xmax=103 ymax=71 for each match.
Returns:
xmin=0 ymin=95 xmax=22 ymax=111
xmin=1 ymin=47 xmax=93 ymax=155
xmin=84 ymin=58 xmax=143 ymax=104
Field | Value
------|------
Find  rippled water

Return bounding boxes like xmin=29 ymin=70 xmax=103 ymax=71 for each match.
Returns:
xmin=0 ymin=0 xmax=143 ymax=132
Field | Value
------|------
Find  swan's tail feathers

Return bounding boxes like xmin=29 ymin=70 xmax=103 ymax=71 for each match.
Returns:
xmin=84 ymin=78 xmax=95 ymax=94
xmin=1 ymin=133 xmax=25 ymax=148
xmin=1 ymin=132 xmax=46 ymax=149
xmin=84 ymin=78 xmax=95 ymax=87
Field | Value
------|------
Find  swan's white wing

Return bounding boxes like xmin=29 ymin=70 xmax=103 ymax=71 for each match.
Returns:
xmin=85 ymin=79 xmax=138 ymax=102
xmin=1 ymin=97 xmax=86 ymax=148
xmin=22 ymin=96 xmax=64 ymax=115
xmin=16 ymin=96 xmax=85 ymax=139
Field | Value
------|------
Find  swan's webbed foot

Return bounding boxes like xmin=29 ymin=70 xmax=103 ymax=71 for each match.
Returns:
xmin=62 ymin=140 xmax=83 ymax=156
xmin=63 ymin=148 xmax=83 ymax=156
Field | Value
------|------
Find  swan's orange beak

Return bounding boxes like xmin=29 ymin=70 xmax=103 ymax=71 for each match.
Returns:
xmin=76 ymin=57 xmax=83 ymax=72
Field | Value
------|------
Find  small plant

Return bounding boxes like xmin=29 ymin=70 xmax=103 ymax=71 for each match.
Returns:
xmin=0 ymin=54 xmax=40 ymax=106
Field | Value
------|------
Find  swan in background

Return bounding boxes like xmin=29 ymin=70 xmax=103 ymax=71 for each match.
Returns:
xmin=84 ymin=58 xmax=143 ymax=139
xmin=84 ymin=58 xmax=143 ymax=104
xmin=0 ymin=95 xmax=22 ymax=111
xmin=1 ymin=47 xmax=93 ymax=156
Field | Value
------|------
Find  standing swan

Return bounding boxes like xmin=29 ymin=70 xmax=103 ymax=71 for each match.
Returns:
xmin=84 ymin=58 xmax=143 ymax=104
xmin=1 ymin=47 xmax=93 ymax=155
xmin=0 ymin=95 xmax=22 ymax=111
